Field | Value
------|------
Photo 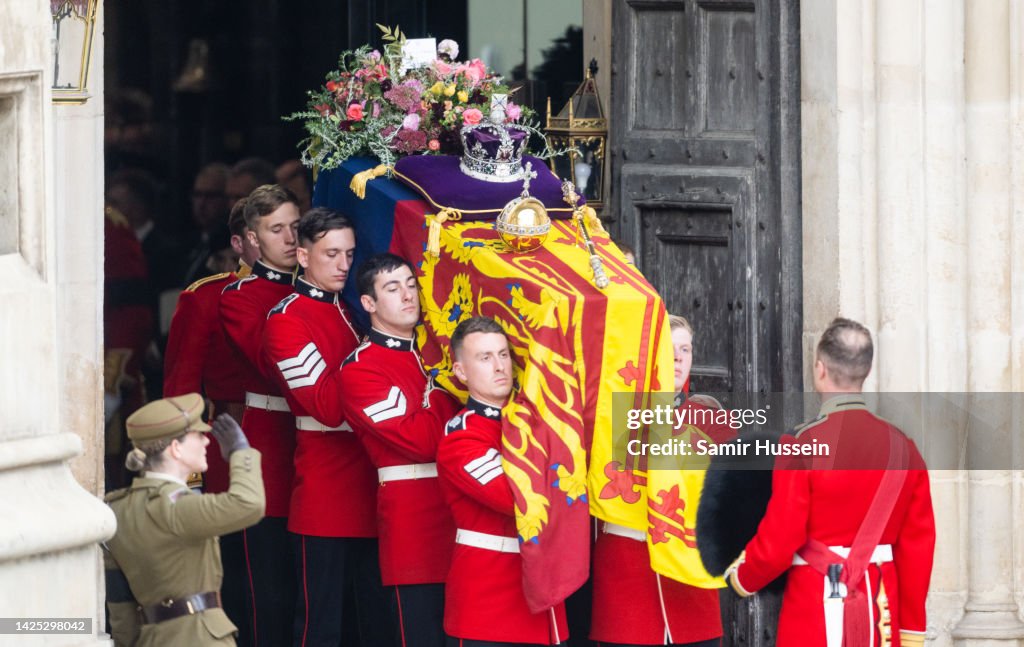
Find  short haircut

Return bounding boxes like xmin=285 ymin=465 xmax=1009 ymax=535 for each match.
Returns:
xmin=356 ymin=253 xmax=416 ymax=299
xmin=297 ymin=207 xmax=353 ymax=246
xmin=243 ymin=184 xmax=298 ymax=230
xmin=451 ymin=316 xmax=506 ymax=361
xmin=816 ymin=317 xmax=873 ymax=387
xmin=108 ymin=168 xmax=159 ymax=212
xmin=668 ymin=314 xmax=693 ymax=336
xmin=227 ymin=198 xmax=248 ymax=237
xmin=230 ymin=157 xmax=276 ymax=186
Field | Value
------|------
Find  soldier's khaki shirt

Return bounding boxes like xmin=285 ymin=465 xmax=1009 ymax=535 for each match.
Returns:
xmin=105 ymin=448 xmax=265 ymax=647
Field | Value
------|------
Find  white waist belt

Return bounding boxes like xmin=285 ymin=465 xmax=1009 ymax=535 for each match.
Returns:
xmin=378 ymin=463 xmax=438 ymax=482
xmin=245 ymin=392 xmax=290 ymax=412
xmin=603 ymin=521 xmax=647 ymax=542
xmin=456 ymin=528 xmax=520 ymax=553
xmin=792 ymin=543 xmax=893 ymax=566
xmin=295 ymin=416 xmax=352 ymax=432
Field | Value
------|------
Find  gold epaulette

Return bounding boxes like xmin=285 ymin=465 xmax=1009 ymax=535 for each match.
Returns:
xmin=104 ymin=206 xmax=130 ymax=229
xmin=793 ymin=414 xmax=827 ymax=438
xmin=185 ymin=272 xmax=233 ymax=293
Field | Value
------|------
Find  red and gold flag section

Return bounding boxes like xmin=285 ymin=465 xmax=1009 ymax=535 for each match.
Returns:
xmin=392 ymin=212 xmax=660 ymax=611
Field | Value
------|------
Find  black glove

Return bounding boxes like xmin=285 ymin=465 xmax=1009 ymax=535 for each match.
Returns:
xmin=211 ymin=413 xmax=250 ymax=461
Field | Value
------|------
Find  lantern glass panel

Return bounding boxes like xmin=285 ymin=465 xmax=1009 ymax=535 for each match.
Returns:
xmin=551 ymin=153 xmax=574 ymax=187
xmin=573 ymin=137 xmax=604 ymax=202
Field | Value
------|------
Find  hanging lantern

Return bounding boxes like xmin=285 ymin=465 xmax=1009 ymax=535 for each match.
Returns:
xmin=545 ymin=59 xmax=608 ymax=211
xmin=51 ymin=0 xmax=99 ymax=104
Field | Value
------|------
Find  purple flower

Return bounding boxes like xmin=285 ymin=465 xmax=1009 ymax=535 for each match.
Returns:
xmin=392 ymin=128 xmax=428 ymax=153
xmin=401 ymin=78 xmax=424 ymax=93
xmin=403 ymin=113 xmax=421 ymax=130
xmin=384 ymin=84 xmax=421 ymax=113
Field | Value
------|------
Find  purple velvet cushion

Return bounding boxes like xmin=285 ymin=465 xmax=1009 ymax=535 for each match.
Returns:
xmin=392 ymin=154 xmax=582 ymax=221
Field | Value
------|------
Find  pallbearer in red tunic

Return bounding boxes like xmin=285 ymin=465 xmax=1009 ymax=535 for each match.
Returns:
xmin=163 ymin=198 xmax=259 ymax=646
xmin=438 ymin=316 xmax=569 ymax=646
xmin=591 ymin=314 xmax=729 ymax=647
xmin=726 ymin=318 xmax=936 ymax=647
xmin=218 ymin=185 xmax=300 ymax=647
xmin=261 ymin=208 xmax=390 ymax=646
xmin=340 ymin=253 xmax=461 ymax=647
xmin=165 ymin=198 xmax=259 ymax=492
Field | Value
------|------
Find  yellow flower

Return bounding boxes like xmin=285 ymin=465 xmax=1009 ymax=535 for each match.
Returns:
xmin=430 ymin=81 xmax=444 ymax=96
xmin=444 ymin=83 xmax=457 ymax=97
xmin=457 ymin=90 xmax=469 ymax=103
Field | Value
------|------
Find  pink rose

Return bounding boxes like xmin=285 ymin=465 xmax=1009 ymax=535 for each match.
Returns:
xmin=506 ymin=102 xmax=521 ymax=122
xmin=434 ymin=61 xmax=453 ymax=76
xmin=463 ymin=108 xmax=483 ymax=126
xmin=346 ymin=102 xmax=364 ymax=121
xmin=428 ymin=139 xmax=440 ymax=151
xmin=461 ymin=59 xmax=487 ymax=86
xmin=403 ymin=113 xmax=421 ymax=130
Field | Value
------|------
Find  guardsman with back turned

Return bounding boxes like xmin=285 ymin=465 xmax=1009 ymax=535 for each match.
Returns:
xmin=437 ymin=316 xmax=569 ymax=646
xmin=219 ymin=184 xmax=301 ymax=646
xmin=725 ymin=318 xmax=936 ymax=647
xmin=340 ymin=253 xmax=462 ymax=647
xmin=103 ymin=394 xmax=264 ymax=647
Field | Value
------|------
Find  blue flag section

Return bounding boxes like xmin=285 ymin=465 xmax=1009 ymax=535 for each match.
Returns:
xmin=312 ymin=158 xmax=424 ymax=331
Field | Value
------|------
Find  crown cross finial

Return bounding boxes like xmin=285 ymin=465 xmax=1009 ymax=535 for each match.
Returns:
xmin=521 ymin=162 xmax=538 ymax=198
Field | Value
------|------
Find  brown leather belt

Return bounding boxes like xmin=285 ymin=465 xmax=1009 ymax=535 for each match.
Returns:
xmin=140 ymin=591 xmax=221 ymax=624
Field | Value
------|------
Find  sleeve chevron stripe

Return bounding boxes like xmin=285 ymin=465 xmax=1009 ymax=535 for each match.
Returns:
xmin=363 ymin=385 xmax=408 ymax=423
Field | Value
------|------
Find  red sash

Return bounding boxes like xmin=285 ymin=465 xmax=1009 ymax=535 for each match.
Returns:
xmin=797 ymin=429 xmax=909 ymax=646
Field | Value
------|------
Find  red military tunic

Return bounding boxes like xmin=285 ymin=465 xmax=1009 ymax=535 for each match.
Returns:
xmin=339 ymin=329 xmax=461 ymax=585
xmin=438 ymin=398 xmax=569 ymax=645
xmin=591 ymin=393 xmax=733 ymax=645
xmin=261 ymin=277 xmax=377 ymax=537
xmin=220 ymin=259 xmax=297 ymax=518
xmin=103 ymin=209 xmax=153 ymax=421
xmin=730 ymin=394 xmax=936 ymax=647
xmin=164 ymin=265 xmax=251 ymax=493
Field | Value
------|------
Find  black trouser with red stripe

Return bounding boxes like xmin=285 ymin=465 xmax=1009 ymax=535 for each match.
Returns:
xmin=242 ymin=516 xmax=295 ymax=647
xmin=392 ymin=583 xmax=446 ymax=647
xmin=291 ymin=534 xmax=395 ymax=647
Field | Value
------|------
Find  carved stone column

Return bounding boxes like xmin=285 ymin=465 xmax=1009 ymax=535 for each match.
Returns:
xmin=952 ymin=0 xmax=1024 ymax=644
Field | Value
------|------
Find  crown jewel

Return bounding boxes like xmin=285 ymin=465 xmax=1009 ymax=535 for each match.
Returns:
xmin=459 ymin=96 xmax=529 ymax=183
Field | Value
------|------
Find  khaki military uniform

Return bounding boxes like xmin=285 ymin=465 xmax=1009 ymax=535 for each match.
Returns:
xmin=105 ymin=447 xmax=265 ymax=646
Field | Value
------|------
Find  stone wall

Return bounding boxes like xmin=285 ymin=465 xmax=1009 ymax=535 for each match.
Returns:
xmin=801 ymin=0 xmax=1024 ymax=644
xmin=0 ymin=1 xmax=114 ymax=644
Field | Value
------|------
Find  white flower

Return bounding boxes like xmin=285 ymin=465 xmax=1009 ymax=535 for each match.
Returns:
xmin=266 ymin=271 xmax=281 ymax=281
xmin=438 ymin=39 xmax=459 ymax=60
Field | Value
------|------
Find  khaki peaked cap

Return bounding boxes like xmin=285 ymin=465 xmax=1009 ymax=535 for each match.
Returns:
xmin=125 ymin=393 xmax=212 ymax=442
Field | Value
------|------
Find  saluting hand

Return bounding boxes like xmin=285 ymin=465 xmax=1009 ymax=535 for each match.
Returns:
xmin=211 ymin=413 xmax=251 ymax=461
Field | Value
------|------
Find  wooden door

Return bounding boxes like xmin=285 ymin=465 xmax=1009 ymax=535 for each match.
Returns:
xmin=609 ymin=0 xmax=802 ymax=644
